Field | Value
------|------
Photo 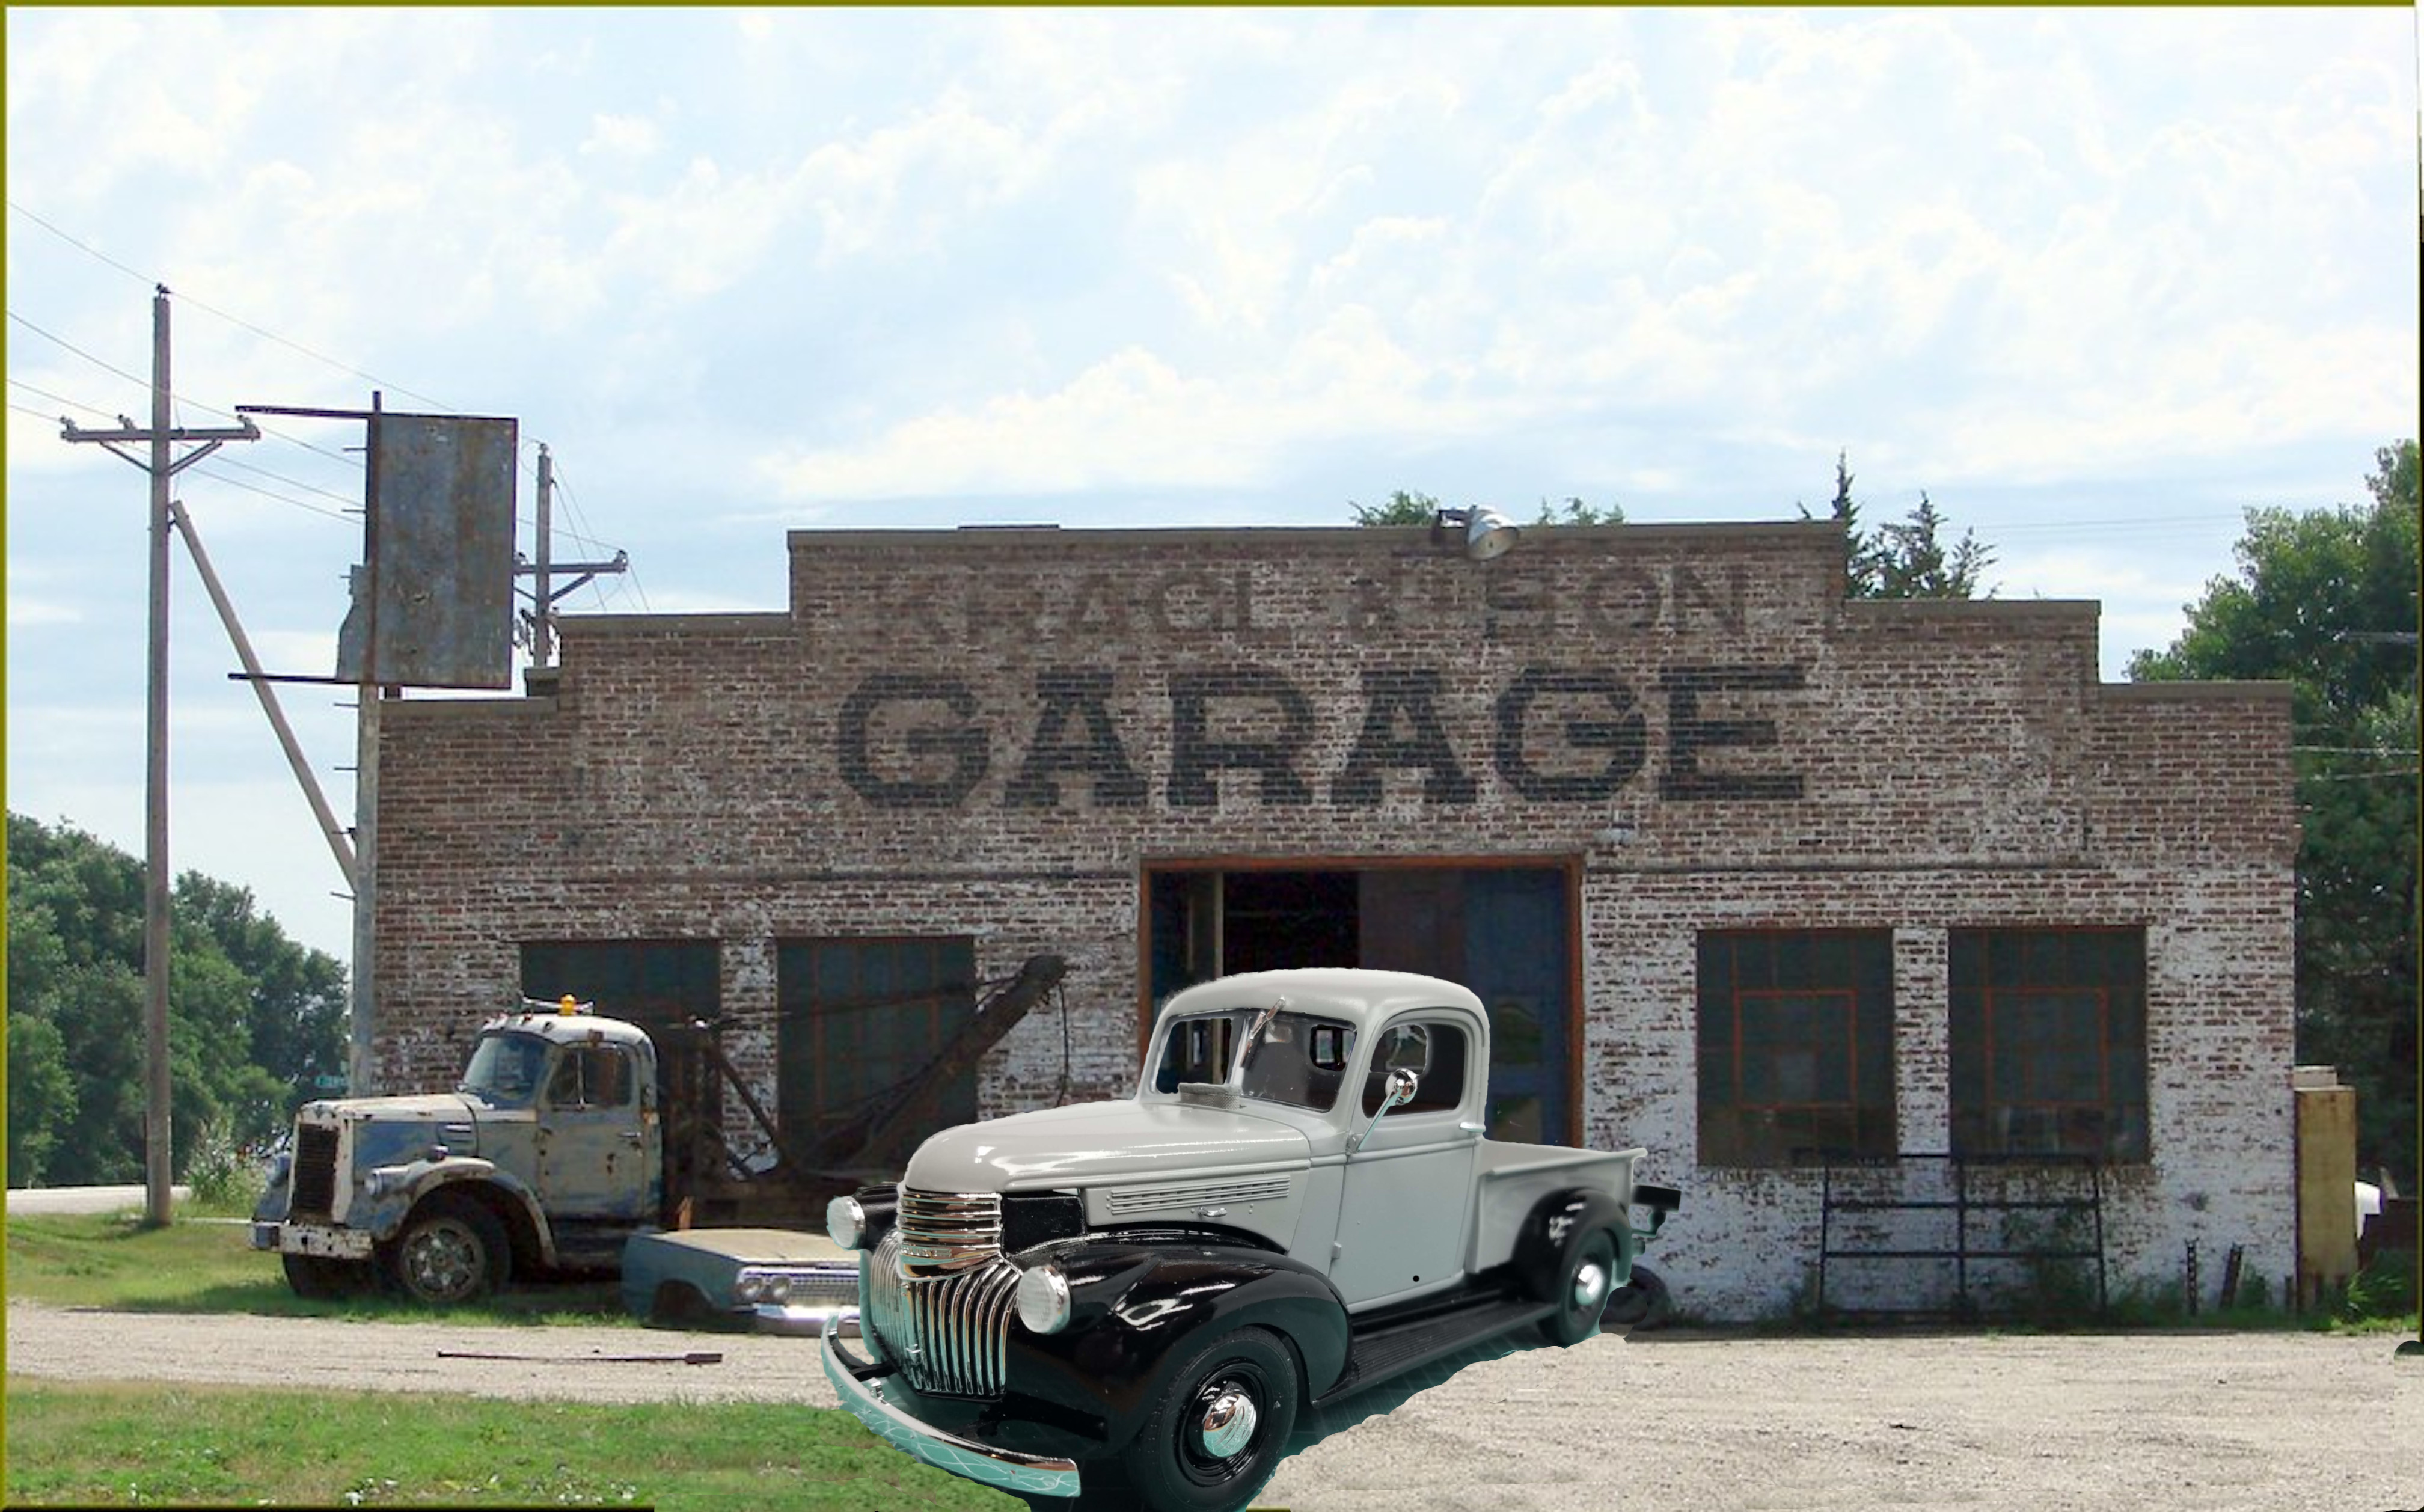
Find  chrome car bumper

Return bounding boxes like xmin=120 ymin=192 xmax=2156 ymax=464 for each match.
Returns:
xmin=754 ymin=1302 xmax=858 ymax=1338
xmin=821 ymin=1311 xmax=1080 ymax=1498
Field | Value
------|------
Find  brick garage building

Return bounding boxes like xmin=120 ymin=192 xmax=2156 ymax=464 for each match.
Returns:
xmin=372 ymin=522 xmax=2295 ymax=1319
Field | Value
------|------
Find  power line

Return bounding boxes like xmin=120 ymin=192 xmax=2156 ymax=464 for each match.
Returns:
xmin=9 ymin=208 xmax=649 ymax=600
xmin=10 ymin=305 xmax=365 ymax=471
xmin=8 ymin=375 xmax=123 ymax=420
xmin=546 ymin=458 xmax=647 ymax=612
xmin=8 ymin=308 xmax=154 ymax=391
xmin=185 ymin=463 xmax=358 ymax=524
xmin=14 ymin=377 xmax=362 ymax=523
xmin=198 ymin=453 xmax=362 ymax=510
xmin=8 ymin=199 xmax=457 ymax=412
xmin=7 ymin=199 xmax=157 ymax=289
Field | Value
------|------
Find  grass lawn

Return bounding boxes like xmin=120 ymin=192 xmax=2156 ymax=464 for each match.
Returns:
xmin=4 ymin=1211 xmax=629 ymax=1324
xmin=2 ymin=1380 xmax=1024 ymax=1510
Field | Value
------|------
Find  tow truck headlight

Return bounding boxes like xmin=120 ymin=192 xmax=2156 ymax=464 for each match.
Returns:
xmin=827 ymin=1195 xmax=865 ymax=1251
xmin=1015 ymin=1261 xmax=1071 ymax=1335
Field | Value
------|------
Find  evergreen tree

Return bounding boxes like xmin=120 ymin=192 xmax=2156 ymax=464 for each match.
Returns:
xmin=1804 ymin=451 xmax=1994 ymax=599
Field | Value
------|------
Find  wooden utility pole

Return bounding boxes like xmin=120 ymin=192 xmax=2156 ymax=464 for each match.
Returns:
xmin=516 ymin=443 xmax=626 ymax=670
xmin=534 ymin=444 xmax=554 ymax=664
xmin=171 ymin=498 xmax=357 ymax=881
xmin=59 ymin=287 xmax=258 ymax=1228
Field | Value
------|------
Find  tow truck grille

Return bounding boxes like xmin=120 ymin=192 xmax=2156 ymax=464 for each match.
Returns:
xmin=290 ymin=1124 xmax=339 ymax=1218
xmin=866 ymin=1190 xmax=1017 ymax=1398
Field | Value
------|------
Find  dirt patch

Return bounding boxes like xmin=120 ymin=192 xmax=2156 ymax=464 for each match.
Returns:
xmin=8 ymin=1303 xmax=2420 ymax=1511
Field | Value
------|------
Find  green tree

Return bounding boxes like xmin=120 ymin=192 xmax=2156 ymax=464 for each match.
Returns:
xmin=1348 ymin=489 xmax=1623 ymax=527
xmin=5 ymin=1009 xmax=78 ymax=1185
xmin=2128 ymin=440 xmax=2420 ymax=1186
xmin=174 ymin=871 xmax=349 ymax=1101
xmin=4 ymin=813 xmax=347 ymax=1184
xmin=1804 ymin=451 xmax=1994 ymax=598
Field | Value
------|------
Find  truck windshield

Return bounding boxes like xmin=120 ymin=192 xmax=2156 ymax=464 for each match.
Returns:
xmin=1152 ymin=1011 xmax=1357 ymax=1112
xmin=459 ymin=1031 xmax=549 ymax=1107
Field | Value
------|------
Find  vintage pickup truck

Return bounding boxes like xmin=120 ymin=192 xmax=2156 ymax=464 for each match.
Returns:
xmin=821 ymin=967 xmax=1680 ymax=1512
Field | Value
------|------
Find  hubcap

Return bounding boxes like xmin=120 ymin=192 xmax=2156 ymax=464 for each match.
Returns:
xmin=1198 ymin=1386 xmax=1258 ymax=1458
xmin=405 ymin=1220 xmax=480 ymax=1299
xmin=1572 ymin=1259 xmax=1608 ymax=1311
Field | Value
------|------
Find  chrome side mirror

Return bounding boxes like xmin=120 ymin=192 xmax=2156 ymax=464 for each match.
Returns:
xmin=1348 ymin=1067 xmax=1419 ymax=1154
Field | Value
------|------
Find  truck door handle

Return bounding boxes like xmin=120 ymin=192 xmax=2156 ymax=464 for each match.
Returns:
xmin=622 ymin=1130 xmax=643 ymax=1145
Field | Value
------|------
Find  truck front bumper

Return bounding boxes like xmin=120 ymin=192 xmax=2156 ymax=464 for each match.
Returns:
xmin=256 ymin=1222 xmax=375 ymax=1261
xmin=821 ymin=1312 xmax=1080 ymax=1499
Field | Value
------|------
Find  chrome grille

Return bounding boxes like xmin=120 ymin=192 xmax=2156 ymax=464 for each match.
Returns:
xmin=866 ymin=1192 xmax=1019 ymax=1398
xmin=896 ymin=1188 xmax=1003 ymax=1276
xmin=759 ymin=1268 xmax=859 ymax=1308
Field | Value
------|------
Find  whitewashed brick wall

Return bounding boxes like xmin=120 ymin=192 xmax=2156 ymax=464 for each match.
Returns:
xmin=373 ymin=523 xmax=2295 ymax=1319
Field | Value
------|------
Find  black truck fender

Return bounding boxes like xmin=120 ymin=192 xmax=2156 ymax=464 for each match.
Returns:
xmin=1512 ymin=1186 xmax=1633 ymax=1306
xmin=1002 ymin=1232 xmax=1349 ymax=1452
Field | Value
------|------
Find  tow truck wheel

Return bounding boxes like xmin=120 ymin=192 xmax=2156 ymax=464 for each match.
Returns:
xmin=1121 ymin=1326 xmax=1299 ymax=1512
xmin=1538 ymin=1228 xmax=1617 ymax=1345
xmin=380 ymin=1192 xmax=509 ymax=1305
xmin=281 ymin=1252 xmax=360 ymax=1300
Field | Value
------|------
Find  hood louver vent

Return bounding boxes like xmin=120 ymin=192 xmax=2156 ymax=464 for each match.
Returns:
xmin=1103 ymin=1175 xmax=1293 ymax=1216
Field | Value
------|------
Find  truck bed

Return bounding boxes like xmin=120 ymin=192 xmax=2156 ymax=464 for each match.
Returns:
xmin=1468 ymin=1140 xmax=1642 ymax=1273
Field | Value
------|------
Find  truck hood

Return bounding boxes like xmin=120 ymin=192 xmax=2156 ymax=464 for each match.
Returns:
xmin=303 ymin=1092 xmax=482 ymax=1126
xmin=902 ymin=1098 xmax=1309 ymax=1193
xmin=301 ymin=1094 xmax=486 ymax=1164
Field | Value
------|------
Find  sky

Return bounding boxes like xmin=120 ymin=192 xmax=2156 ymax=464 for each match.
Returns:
xmin=6 ymin=7 xmax=2419 ymax=966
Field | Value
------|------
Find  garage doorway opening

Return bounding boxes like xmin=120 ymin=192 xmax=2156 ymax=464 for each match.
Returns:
xmin=1142 ymin=861 xmax=1578 ymax=1143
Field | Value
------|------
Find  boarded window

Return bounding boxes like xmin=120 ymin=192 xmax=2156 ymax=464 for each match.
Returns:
xmin=1950 ymin=927 xmax=2148 ymax=1162
xmin=777 ymin=938 xmax=977 ymax=1146
xmin=519 ymin=940 xmax=720 ymax=1028
xmin=1697 ymin=929 xmax=1896 ymax=1166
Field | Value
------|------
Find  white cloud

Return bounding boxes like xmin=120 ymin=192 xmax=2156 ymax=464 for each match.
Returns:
xmin=581 ymin=112 xmax=662 ymax=159
xmin=4 ymin=7 xmax=2413 ymax=932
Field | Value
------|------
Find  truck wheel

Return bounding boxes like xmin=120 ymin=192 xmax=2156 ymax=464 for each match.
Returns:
xmin=1119 ymin=1326 xmax=1299 ymax=1512
xmin=281 ymin=1252 xmax=360 ymax=1300
xmin=1538 ymin=1229 xmax=1617 ymax=1346
xmin=380 ymin=1193 xmax=509 ymax=1305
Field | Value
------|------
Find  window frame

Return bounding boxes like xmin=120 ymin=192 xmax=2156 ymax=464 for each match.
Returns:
xmin=1695 ymin=928 xmax=1897 ymax=1167
xmin=1949 ymin=925 xmax=2149 ymax=1163
xmin=543 ymin=1043 xmax=637 ymax=1112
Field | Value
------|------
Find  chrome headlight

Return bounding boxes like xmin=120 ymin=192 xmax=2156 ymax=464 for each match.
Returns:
xmin=827 ymin=1194 xmax=865 ymax=1251
xmin=1015 ymin=1261 xmax=1071 ymax=1335
xmin=735 ymin=1267 xmax=785 ymax=1304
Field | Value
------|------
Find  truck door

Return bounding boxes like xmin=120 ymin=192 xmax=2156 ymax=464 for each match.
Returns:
xmin=1332 ymin=1015 xmax=1481 ymax=1308
xmin=536 ymin=1042 xmax=651 ymax=1222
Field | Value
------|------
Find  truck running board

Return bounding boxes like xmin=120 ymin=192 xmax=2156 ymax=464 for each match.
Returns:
xmin=1317 ymin=1295 xmax=1556 ymax=1406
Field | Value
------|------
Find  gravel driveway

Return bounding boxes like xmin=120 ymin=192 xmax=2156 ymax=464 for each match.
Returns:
xmin=8 ymin=1301 xmax=2420 ymax=1511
